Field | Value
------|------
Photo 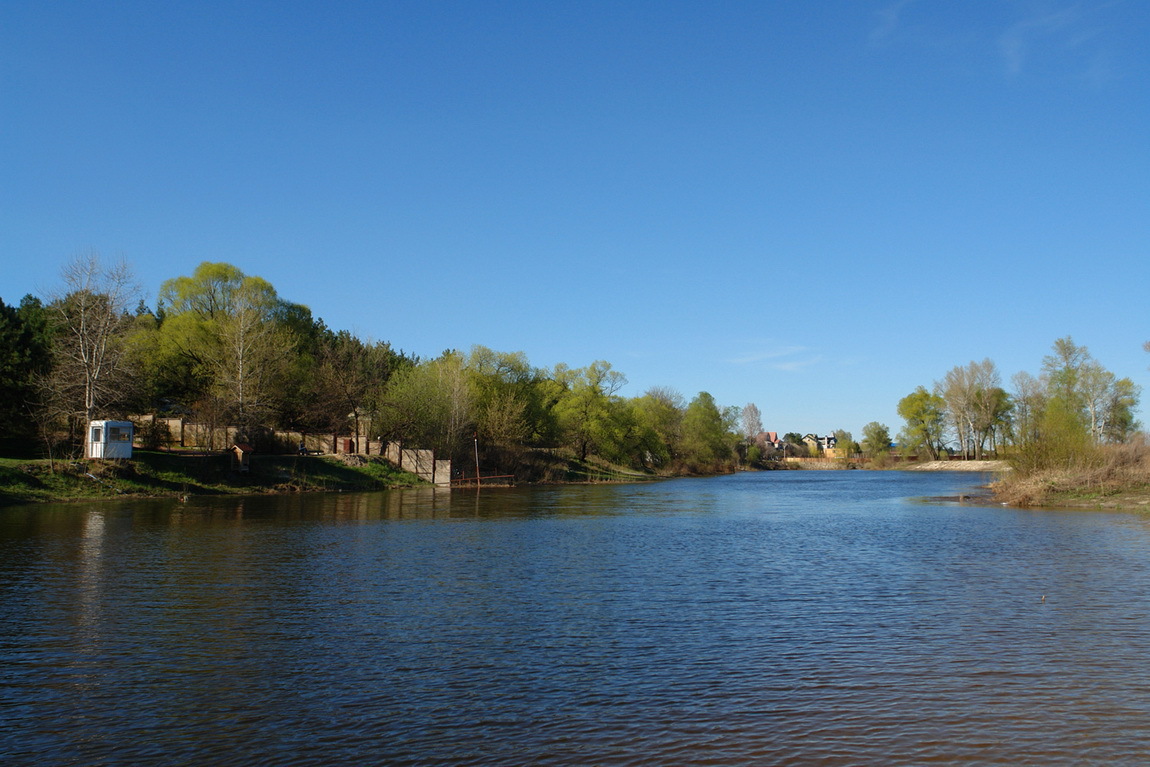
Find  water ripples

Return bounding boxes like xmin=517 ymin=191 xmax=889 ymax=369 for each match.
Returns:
xmin=5 ymin=472 xmax=1150 ymax=764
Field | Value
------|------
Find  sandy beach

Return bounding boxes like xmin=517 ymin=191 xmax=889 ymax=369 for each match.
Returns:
xmin=906 ymin=460 xmax=1010 ymax=472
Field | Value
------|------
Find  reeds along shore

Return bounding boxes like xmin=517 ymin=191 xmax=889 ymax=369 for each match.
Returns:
xmin=992 ymin=438 xmax=1150 ymax=509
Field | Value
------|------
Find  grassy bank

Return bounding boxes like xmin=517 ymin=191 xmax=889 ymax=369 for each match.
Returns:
xmin=497 ymin=448 xmax=668 ymax=484
xmin=0 ymin=450 xmax=425 ymax=506
xmin=0 ymin=447 xmax=672 ymax=505
xmin=992 ymin=439 xmax=1150 ymax=510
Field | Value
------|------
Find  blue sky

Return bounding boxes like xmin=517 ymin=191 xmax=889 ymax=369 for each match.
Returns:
xmin=3 ymin=1 xmax=1148 ymax=437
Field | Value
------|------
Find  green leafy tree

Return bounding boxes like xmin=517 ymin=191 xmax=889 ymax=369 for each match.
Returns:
xmin=550 ymin=360 xmax=626 ymax=460
xmin=680 ymin=391 xmax=735 ymax=471
xmin=1038 ymin=336 xmax=1139 ymax=446
xmin=860 ymin=422 xmax=891 ymax=457
xmin=972 ymin=385 xmax=1013 ymax=456
xmin=1103 ymin=378 xmax=1141 ymax=443
xmin=306 ymin=329 xmax=407 ymax=446
xmin=897 ymin=386 xmax=947 ymax=460
xmin=833 ymin=429 xmax=858 ymax=457
xmin=1042 ymin=336 xmax=1090 ymax=413
xmin=0 ymin=295 xmax=53 ymax=452
xmin=380 ymin=351 xmax=474 ymax=459
xmin=466 ymin=345 xmax=555 ymax=449
xmin=781 ymin=432 xmax=804 ymax=458
xmin=1012 ymin=394 xmax=1092 ymax=475
xmin=632 ymin=387 xmax=685 ymax=467
xmin=157 ymin=262 xmax=310 ymax=437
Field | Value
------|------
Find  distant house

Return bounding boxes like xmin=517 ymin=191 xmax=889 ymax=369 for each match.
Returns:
xmin=755 ymin=431 xmax=784 ymax=450
xmin=801 ymin=433 xmax=839 ymax=455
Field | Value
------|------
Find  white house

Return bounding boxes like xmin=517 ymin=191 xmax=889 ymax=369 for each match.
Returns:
xmin=88 ymin=420 xmax=134 ymax=459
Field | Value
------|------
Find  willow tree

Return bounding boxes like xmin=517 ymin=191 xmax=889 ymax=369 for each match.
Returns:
xmin=466 ymin=346 xmax=547 ymax=446
xmin=550 ymin=360 xmax=627 ymax=461
xmin=158 ymin=262 xmax=307 ymax=438
xmin=632 ymin=387 xmax=685 ymax=465
xmin=897 ymin=386 xmax=946 ymax=460
xmin=680 ymin=391 xmax=735 ymax=471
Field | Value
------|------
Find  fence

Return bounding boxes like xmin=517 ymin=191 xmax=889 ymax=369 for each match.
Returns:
xmin=132 ymin=415 xmax=451 ymax=486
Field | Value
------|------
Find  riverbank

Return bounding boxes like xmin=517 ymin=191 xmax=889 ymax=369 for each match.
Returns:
xmin=986 ymin=440 xmax=1150 ymax=511
xmin=991 ymin=463 xmax=1150 ymax=510
xmin=0 ymin=451 xmax=425 ymax=506
xmin=906 ymin=458 xmax=1150 ymax=511
xmin=0 ymin=448 xmax=673 ymax=505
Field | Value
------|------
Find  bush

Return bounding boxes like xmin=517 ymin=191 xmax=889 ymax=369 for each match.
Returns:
xmin=998 ymin=434 xmax=1150 ymax=507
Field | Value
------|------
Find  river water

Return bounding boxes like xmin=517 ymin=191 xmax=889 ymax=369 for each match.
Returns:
xmin=3 ymin=471 xmax=1150 ymax=765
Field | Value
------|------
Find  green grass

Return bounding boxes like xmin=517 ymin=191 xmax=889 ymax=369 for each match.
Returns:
xmin=0 ymin=451 xmax=425 ymax=506
xmin=507 ymin=448 xmax=665 ymax=484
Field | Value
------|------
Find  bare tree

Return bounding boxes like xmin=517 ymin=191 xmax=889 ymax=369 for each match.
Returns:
xmin=46 ymin=255 xmax=138 ymax=452
xmin=740 ymin=403 xmax=763 ymax=440
xmin=937 ymin=364 xmax=974 ymax=458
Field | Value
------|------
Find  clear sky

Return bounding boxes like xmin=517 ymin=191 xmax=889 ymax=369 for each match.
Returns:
xmin=3 ymin=1 xmax=1148 ymax=438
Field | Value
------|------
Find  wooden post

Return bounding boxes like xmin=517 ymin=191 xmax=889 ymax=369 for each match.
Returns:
xmin=474 ymin=433 xmax=480 ymax=488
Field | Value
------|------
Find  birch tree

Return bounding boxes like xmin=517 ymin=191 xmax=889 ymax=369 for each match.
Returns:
xmin=938 ymin=359 xmax=1004 ymax=459
xmin=1039 ymin=336 xmax=1140 ymax=445
xmin=937 ymin=364 xmax=975 ymax=458
xmin=1079 ymin=361 xmax=1115 ymax=443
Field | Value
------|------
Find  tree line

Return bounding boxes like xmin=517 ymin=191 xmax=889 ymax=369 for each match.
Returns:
xmin=9 ymin=257 xmax=1136 ymax=474
xmin=0 ymin=257 xmax=744 ymax=474
xmin=891 ymin=337 xmax=1141 ymax=465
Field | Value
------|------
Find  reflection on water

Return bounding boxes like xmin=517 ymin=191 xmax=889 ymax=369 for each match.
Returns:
xmin=4 ymin=471 xmax=1150 ymax=765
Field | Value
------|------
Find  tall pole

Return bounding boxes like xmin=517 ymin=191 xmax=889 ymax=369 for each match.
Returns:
xmin=474 ymin=432 xmax=481 ymax=491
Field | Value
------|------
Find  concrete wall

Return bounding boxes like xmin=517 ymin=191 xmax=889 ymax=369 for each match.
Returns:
xmin=131 ymin=416 xmax=450 ymax=485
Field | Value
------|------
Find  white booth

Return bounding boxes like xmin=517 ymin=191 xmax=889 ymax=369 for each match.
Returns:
xmin=88 ymin=420 xmax=134 ymax=459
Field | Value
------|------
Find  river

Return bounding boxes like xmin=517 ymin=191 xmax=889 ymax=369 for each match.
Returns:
xmin=3 ymin=471 xmax=1150 ymax=765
